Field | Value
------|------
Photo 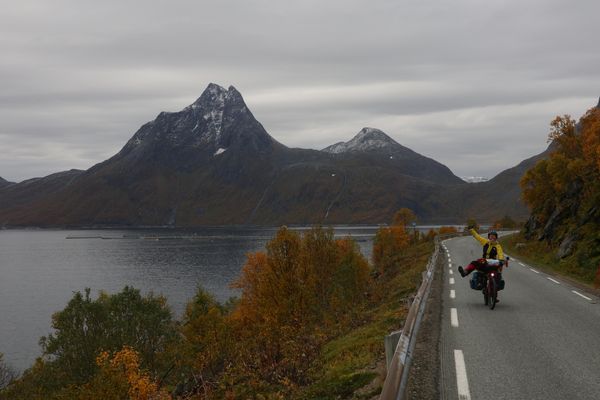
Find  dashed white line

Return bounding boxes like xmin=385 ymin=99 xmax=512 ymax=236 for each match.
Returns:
xmin=449 ymin=277 xmax=455 ymax=285
xmin=547 ymin=277 xmax=560 ymax=284
xmin=530 ymin=268 xmax=540 ymax=274
xmin=572 ymin=290 xmax=592 ymax=301
xmin=451 ymin=308 xmax=459 ymax=327
xmin=519 ymin=262 xmax=526 ymax=267
xmin=449 ymin=269 xmax=454 ymax=275
xmin=450 ymin=289 xmax=456 ymax=299
xmin=449 ymin=257 xmax=452 ymax=263
xmin=454 ymin=350 xmax=471 ymax=400
xmin=449 ymin=262 xmax=453 ymax=268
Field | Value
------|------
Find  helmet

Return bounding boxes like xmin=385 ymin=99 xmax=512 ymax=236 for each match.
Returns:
xmin=488 ymin=230 xmax=498 ymax=239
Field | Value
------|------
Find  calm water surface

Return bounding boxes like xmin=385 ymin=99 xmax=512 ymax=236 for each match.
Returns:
xmin=0 ymin=226 xmax=378 ymax=371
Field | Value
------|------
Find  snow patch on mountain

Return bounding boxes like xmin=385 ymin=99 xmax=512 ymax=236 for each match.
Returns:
xmin=214 ymin=148 xmax=227 ymax=156
xmin=461 ymin=176 xmax=489 ymax=183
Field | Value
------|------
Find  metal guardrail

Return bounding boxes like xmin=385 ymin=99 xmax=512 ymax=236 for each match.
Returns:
xmin=379 ymin=230 xmax=517 ymax=399
xmin=379 ymin=237 xmax=441 ymax=400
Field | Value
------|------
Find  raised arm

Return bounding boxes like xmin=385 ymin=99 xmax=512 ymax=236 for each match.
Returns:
xmin=469 ymin=228 xmax=488 ymax=246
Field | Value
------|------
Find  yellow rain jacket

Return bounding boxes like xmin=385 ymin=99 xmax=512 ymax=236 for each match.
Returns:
xmin=470 ymin=228 xmax=504 ymax=261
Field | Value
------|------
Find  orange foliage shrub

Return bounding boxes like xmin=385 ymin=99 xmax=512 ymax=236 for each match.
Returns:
xmin=392 ymin=208 xmax=416 ymax=227
xmin=77 ymin=347 xmax=171 ymax=400
xmin=424 ymin=229 xmax=437 ymax=241
xmin=521 ymin=111 xmax=600 ymax=224
xmin=372 ymin=225 xmax=410 ymax=275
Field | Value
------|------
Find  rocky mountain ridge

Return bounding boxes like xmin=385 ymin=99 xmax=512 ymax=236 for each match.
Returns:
xmin=0 ymin=84 xmax=535 ymax=226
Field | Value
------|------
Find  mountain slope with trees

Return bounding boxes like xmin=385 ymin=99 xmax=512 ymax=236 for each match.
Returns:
xmin=518 ymin=103 xmax=600 ymax=283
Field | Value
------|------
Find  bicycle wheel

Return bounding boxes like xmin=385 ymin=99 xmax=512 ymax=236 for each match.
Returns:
xmin=482 ymin=278 xmax=488 ymax=305
xmin=488 ymin=277 xmax=497 ymax=310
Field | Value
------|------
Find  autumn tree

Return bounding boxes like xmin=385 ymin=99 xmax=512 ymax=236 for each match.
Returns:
xmin=228 ymin=226 xmax=370 ymax=394
xmin=423 ymin=229 xmax=437 ymax=242
xmin=492 ymin=215 xmax=518 ymax=229
xmin=520 ymin=107 xmax=600 ymax=278
xmin=392 ymin=208 xmax=417 ymax=227
xmin=372 ymin=225 xmax=410 ymax=275
xmin=0 ymin=353 xmax=16 ymax=390
xmin=50 ymin=347 xmax=172 ymax=400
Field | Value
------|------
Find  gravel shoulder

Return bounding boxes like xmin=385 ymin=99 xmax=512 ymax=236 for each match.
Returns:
xmin=404 ymin=251 xmax=443 ymax=400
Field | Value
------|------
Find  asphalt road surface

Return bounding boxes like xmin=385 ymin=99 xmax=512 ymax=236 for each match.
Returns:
xmin=440 ymin=235 xmax=600 ymax=400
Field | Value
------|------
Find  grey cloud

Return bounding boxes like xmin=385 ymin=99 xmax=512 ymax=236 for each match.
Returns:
xmin=1 ymin=0 xmax=599 ymax=181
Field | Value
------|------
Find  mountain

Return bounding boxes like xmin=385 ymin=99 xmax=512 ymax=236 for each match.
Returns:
xmin=322 ymin=128 xmax=464 ymax=185
xmin=429 ymin=147 xmax=550 ymax=223
xmin=0 ymin=177 xmax=14 ymax=189
xmin=0 ymin=170 xmax=82 ymax=213
xmin=0 ymin=83 xmax=541 ymax=226
xmin=323 ymin=127 xmax=400 ymax=153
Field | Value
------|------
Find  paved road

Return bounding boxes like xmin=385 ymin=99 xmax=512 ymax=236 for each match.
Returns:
xmin=440 ymin=235 xmax=600 ymax=400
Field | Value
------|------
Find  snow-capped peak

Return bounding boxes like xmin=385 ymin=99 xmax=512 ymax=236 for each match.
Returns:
xmin=322 ymin=127 xmax=399 ymax=153
xmin=173 ymin=84 xmax=248 ymax=146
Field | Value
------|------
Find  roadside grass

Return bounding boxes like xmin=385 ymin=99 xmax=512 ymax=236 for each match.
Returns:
xmin=296 ymin=241 xmax=434 ymax=400
xmin=501 ymin=232 xmax=597 ymax=285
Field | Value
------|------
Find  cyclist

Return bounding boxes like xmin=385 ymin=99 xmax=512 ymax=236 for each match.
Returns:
xmin=458 ymin=228 xmax=506 ymax=298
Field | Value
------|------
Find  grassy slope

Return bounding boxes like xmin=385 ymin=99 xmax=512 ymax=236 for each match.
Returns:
xmin=296 ymin=241 xmax=435 ymax=400
xmin=501 ymin=232 xmax=599 ymax=290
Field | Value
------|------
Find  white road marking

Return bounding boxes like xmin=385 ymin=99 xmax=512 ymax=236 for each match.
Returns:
xmin=454 ymin=350 xmax=471 ymax=400
xmin=449 ymin=257 xmax=452 ymax=263
xmin=449 ymin=262 xmax=453 ymax=268
xmin=451 ymin=308 xmax=459 ymax=327
xmin=530 ymin=268 xmax=540 ymax=274
xmin=449 ymin=269 xmax=454 ymax=275
xmin=547 ymin=277 xmax=560 ymax=284
xmin=450 ymin=277 xmax=455 ymax=285
xmin=572 ymin=290 xmax=592 ymax=301
xmin=450 ymin=289 xmax=456 ymax=299
xmin=519 ymin=262 xmax=526 ymax=267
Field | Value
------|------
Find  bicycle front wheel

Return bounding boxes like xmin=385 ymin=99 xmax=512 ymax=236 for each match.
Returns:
xmin=488 ymin=277 xmax=498 ymax=310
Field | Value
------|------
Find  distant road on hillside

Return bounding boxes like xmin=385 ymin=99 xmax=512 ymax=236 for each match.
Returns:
xmin=439 ymin=235 xmax=600 ymax=400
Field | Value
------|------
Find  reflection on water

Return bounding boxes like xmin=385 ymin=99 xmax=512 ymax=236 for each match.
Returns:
xmin=0 ymin=226 xmax=378 ymax=371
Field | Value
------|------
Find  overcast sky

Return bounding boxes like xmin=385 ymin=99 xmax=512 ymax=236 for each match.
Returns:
xmin=1 ymin=0 xmax=598 ymax=182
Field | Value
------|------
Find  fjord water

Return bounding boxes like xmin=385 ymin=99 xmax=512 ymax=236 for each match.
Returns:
xmin=0 ymin=227 xmax=376 ymax=372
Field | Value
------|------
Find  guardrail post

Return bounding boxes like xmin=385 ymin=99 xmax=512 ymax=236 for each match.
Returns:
xmin=385 ymin=330 xmax=402 ymax=369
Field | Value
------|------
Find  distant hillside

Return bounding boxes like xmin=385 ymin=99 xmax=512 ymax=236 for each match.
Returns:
xmin=0 ymin=177 xmax=14 ymax=189
xmin=0 ymin=170 xmax=82 ymax=212
xmin=0 ymin=84 xmax=541 ymax=226
xmin=430 ymin=147 xmax=551 ymax=223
